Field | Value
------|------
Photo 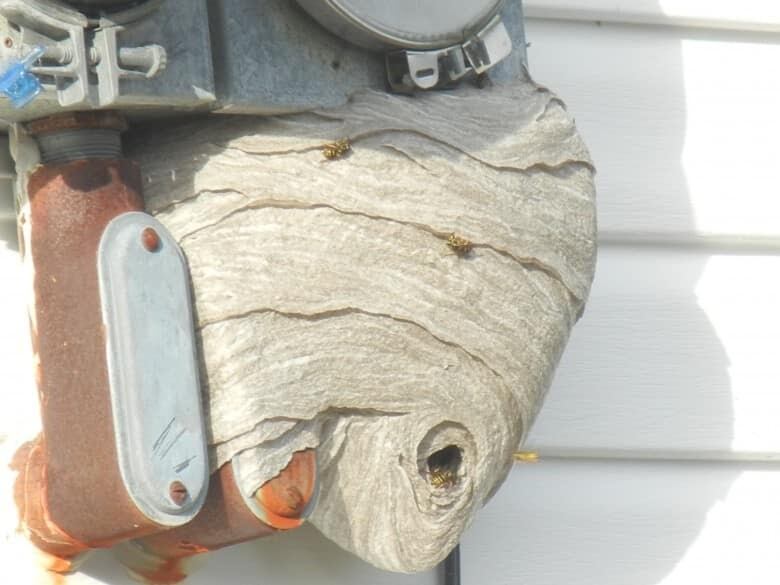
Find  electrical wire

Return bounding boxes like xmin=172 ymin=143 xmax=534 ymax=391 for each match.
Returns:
xmin=442 ymin=543 xmax=461 ymax=585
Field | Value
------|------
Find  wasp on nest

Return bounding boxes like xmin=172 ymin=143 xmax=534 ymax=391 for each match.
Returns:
xmin=513 ymin=451 xmax=540 ymax=463
xmin=446 ymin=233 xmax=473 ymax=257
xmin=322 ymin=137 xmax=351 ymax=160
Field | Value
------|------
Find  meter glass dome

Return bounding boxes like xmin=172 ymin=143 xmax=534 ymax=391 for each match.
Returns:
xmin=297 ymin=0 xmax=504 ymax=49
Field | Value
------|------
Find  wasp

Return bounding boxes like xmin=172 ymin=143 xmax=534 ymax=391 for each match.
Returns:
xmin=513 ymin=451 xmax=540 ymax=463
xmin=429 ymin=467 xmax=458 ymax=489
xmin=446 ymin=233 xmax=473 ymax=256
xmin=322 ymin=137 xmax=351 ymax=160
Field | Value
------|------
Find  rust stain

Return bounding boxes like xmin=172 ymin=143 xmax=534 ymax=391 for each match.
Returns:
xmin=176 ymin=541 xmax=210 ymax=555
xmin=11 ymin=438 xmax=36 ymax=532
xmin=40 ymin=549 xmax=85 ymax=578
xmin=132 ymin=557 xmax=189 ymax=585
xmin=26 ymin=111 xmax=127 ymax=136
xmin=141 ymin=227 xmax=161 ymax=252
xmin=15 ymin=440 xmax=91 ymax=561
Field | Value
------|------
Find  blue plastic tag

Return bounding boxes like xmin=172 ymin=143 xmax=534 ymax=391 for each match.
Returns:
xmin=0 ymin=46 xmax=44 ymax=109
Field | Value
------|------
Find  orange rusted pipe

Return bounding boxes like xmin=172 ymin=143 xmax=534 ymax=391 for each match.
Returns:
xmin=15 ymin=112 xmax=160 ymax=565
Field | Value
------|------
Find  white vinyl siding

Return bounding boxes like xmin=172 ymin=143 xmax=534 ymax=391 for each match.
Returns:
xmin=525 ymin=1 xmax=780 ymax=33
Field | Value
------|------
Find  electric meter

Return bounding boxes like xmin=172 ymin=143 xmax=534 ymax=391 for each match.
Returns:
xmin=296 ymin=0 xmax=504 ymax=49
xmin=297 ymin=0 xmax=513 ymax=91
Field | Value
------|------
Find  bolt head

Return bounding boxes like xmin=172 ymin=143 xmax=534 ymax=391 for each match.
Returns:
xmin=141 ymin=227 xmax=160 ymax=252
xmin=169 ymin=481 xmax=188 ymax=506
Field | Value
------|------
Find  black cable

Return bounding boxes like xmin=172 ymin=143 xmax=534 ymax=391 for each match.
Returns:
xmin=442 ymin=543 xmax=461 ymax=585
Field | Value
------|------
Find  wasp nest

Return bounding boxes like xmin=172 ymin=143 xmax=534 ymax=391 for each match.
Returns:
xmin=129 ymin=73 xmax=596 ymax=573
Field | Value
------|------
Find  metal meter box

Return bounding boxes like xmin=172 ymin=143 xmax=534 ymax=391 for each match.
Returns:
xmin=0 ymin=0 xmax=214 ymax=123
xmin=0 ymin=0 xmax=526 ymax=121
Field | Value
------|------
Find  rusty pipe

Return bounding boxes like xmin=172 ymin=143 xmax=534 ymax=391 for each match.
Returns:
xmin=13 ymin=112 xmax=164 ymax=565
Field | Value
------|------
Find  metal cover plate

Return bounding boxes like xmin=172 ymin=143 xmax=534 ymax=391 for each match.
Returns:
xmin=296 ymin=0 xmax=504 ymax=50
xmin=98 ymin=212 xmax=208 ymax=526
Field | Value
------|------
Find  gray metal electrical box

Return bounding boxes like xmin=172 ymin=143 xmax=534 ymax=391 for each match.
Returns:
xmin=0 ymin=0 xmax=526 ymax=122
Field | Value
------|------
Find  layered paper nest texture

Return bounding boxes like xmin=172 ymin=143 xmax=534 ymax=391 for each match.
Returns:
xmin=129 ymin=75 xmax=596 ymax=572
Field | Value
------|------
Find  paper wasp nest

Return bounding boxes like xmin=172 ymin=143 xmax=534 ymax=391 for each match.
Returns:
xmin=128 ymin=73 xmax=596 ymax=572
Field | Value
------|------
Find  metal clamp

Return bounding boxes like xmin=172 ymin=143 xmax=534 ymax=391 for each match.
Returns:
xmin=94 ymin=25 xmax=167 ymax=105
xmin=386 ymin=14 xmax=512 ymax=92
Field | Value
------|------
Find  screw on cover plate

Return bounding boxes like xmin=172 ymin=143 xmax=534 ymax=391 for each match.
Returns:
xmin=169 ymin=481 xmax=188 ymax=506
xmin=141 ymin=227 xmax=160 ymax=252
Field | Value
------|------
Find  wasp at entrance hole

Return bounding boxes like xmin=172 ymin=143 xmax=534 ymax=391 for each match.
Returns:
xmin=429 ymin=468 xmax=458 ymax=489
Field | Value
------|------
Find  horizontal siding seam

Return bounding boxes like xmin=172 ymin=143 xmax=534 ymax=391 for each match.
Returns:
xmin=597 ymin=233 xmax=780 ymax=254
xmin=516 ymin=451 xmax=780 ymax=466
xmin=524 ymin=2 xmax=780 ymax=33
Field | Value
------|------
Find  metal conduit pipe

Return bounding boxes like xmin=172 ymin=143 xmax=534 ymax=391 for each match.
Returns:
xmin=14 ymin=111 xmax=152 ymax=567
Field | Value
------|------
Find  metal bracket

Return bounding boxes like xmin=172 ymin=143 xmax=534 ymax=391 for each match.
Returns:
xmin=0 ymin=0 xmax=167 ymax=108
xmin=94 ymin=25 xmax=167 ymax=106
xmin=386 ymin=14 xmax=512 ymax=92
xmin=98 ymin=212 xmax=208 ymax=526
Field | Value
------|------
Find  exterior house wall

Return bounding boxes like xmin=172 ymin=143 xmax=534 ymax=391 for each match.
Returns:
xmin=2 ymin=2 xmax=780 ymax=582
